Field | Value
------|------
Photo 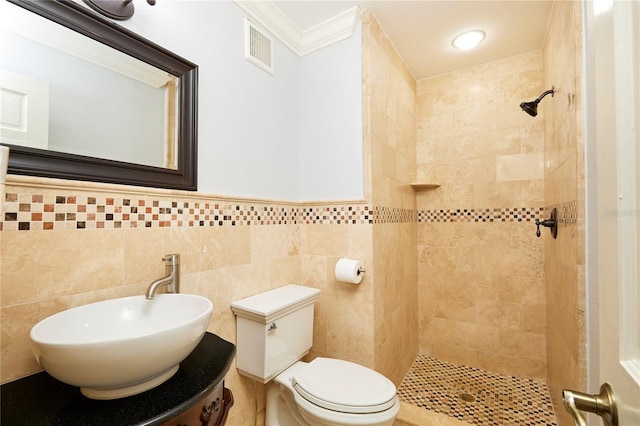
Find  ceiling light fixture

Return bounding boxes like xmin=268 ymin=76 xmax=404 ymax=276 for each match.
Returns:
xmin=451 ymin=30 xmax=486 ymax=51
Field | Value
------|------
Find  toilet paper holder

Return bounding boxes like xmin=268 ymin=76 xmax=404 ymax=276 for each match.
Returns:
xmin=334 ymin=258 xmax=366 ymax=284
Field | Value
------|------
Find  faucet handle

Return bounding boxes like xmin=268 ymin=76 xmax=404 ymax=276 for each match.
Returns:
xmin=162 ymin=254 xmax=180 ymax=264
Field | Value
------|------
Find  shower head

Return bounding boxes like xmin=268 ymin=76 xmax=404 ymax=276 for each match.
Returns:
xmin=520 ymin=88 xmax=554 ymax=117
xmin=519 ymin=101 xmax=539 ymax=117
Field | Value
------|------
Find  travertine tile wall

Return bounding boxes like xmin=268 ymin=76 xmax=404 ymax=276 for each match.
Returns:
xmin=0 ymin=180 xmax=380 ymax=425
xmin=415 ymin=52 xmax=547 ymax=379
xmin=0 ymin=179 xmax=307 ymax=425
xmin=0 ymin=181 xmax=413 ymax=425
xmin=362 ymin=10 xmax=419 ymax=385
xmin=300 ymin=222 xmax=375 ymax=367
xmin=543 ymin=1 xmax=586 ymax=424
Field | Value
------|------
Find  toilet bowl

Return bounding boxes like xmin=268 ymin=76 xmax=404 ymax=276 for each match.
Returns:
xmin=267 ymin=359 xmax=399 ymax=426
xmin=230 ymin=285 xmax=400 ymax=426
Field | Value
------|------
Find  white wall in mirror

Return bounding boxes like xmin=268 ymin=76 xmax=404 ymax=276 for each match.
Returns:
xmin=0 ymin=1 xmax=178 ymax=170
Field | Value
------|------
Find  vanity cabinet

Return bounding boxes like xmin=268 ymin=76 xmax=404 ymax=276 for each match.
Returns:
xmin=1 ymin=333 xmax=235 ymax=425
xmin=164 ymin=382 xmax=233 ymax=426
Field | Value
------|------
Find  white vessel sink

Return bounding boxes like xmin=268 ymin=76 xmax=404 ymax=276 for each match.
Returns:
xmin=30 ymin=293 xmax=213 ymax=400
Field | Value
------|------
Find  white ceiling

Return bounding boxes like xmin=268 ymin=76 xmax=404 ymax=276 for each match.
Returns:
xmin=272 ymin=1 xmax=554 ymax=80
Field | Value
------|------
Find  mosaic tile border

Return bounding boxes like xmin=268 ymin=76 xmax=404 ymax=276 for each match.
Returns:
xmin=1 ymin=192 xmax=384 ymax=230
xmin=398 ymin=355 xmax=558 ymax=426
xmin=301 ymin=206 xmax=414 ymax=224
xmin=417 ymin=207 xmax=544 ymax=223
xmin=2 ymin=191 xmax=558 ymax=231
xmin=550 ymin=200 xmax=577 ymax=226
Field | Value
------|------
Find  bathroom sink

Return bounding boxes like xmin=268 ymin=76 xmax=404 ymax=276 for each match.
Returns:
xmin=30 ymin=293 xmax=213 ymax=400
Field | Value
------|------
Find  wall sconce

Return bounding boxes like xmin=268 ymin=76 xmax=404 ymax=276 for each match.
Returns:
xmin=520 ymin=87 xmax=554 ymax=117
xmin=83 ymin=0 xmax=156 ymax=21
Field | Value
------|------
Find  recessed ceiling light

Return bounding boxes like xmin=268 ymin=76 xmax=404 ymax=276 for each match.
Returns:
xmin=452 ymin=30 xmax=486 ymax=51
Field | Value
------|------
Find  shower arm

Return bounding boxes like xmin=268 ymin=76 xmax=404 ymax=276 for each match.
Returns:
xmin=535 ymin=89 xmax=555 ymax=103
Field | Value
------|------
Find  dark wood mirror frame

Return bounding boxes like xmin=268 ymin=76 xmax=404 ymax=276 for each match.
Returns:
xmin=4 ymin=0 xmax=198 ymax=190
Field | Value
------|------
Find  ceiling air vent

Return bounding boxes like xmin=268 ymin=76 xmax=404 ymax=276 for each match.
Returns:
xmin=245 ymin=19 xmax=273 ymax=75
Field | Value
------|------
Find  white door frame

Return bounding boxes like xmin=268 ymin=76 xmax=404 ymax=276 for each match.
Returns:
xmin=584 ymin=0 xmax=640 ymax=424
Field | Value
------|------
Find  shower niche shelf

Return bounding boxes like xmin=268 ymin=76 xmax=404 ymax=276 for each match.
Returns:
xmin=410 ymin=183 xmax=440 ymax=190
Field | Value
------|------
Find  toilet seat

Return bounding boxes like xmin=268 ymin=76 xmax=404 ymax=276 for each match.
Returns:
xmin=292 ymin=358 xmax=397 ymax=414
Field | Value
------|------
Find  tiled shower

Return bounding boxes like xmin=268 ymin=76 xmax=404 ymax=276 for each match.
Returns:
xmin=415 ymin=50 xmax=548 ymax=380
xmin=363 ymin=1 xmax=586 ymax=423
xmin=1 ymin=2 xmax=586 ymax=426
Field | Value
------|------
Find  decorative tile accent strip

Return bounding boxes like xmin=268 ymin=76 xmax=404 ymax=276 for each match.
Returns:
xmin=1 ymin=190 xmax=556 ymax=231
xmin=372 ymin=206 xmax=416 ymax=224
xmin=1 ymin=192 xmax=379 ymax=230
xmin=398 ymin=355 xmax=558 ymax=426
xmin=1 ymin=193 xmax=303 ymax=231
xmin=298 ymin=206 xmax=416 ymax=224
xmin=418 ymin=207 xmax=545 ymax=223
xmin=299 ymin=205 xmax=374 ymax=224
xmin=551 ymin=200 xmax=577 ymax=226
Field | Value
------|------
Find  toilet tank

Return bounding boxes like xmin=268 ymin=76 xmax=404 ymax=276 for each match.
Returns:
xmin=230 ymin=285 xmax=321 ymax=383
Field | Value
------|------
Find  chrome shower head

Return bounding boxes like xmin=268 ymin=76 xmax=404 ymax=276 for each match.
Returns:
xmin=520 ymin=88 xmax=554 ymax=117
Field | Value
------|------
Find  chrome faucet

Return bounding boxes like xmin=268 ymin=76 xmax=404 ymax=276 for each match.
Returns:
xmin=145 ymin=254 xmax=180 ymax=299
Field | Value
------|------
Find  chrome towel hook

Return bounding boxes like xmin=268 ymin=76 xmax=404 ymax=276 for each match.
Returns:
xmin=535 ymin=208 xmax=558 ymax=239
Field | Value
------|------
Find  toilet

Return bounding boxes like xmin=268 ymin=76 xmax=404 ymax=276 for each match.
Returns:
xmin=230 ymin=285 xmax=400 ymax=426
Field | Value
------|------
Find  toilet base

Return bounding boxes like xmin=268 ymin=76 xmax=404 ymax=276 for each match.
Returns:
xmin=265 ymin=361 xmax=399 ymax=426
xmin=266 ymin=380 xmax=311 ymax=426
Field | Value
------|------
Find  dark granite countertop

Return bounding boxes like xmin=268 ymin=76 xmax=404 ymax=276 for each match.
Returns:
xmin=1 ymin=333 xmax=235 ymax=426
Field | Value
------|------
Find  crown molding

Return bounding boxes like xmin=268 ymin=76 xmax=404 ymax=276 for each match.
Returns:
xmin=299 ymin=6 xmax=359 ymax=56
xmin=233 ymin=1 xmax=358 ymax=57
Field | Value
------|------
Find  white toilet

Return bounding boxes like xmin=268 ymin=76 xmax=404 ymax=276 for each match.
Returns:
xmin=230 ymin=285 xmax=400 ymax=426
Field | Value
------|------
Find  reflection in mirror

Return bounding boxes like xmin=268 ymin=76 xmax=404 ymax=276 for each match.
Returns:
xmin=1 ymin=24 xmax=179 ymax=169
xmin=0 ymin=0 xmax=197 ymax=190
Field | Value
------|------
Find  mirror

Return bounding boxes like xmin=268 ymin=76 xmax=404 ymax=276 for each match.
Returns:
xmin=0 ymin=0 xmax=198 ymax=190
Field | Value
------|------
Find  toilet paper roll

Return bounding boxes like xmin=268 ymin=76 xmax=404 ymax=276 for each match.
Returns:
xmin=334 ymin=258 xmax=364 ymax=284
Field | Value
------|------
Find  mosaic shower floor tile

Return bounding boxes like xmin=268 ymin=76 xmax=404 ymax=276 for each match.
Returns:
xmin=397 ymin=355 xmax=558 ymax=426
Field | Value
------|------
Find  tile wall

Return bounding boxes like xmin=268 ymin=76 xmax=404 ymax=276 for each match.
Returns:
xmin=362 ymin=10 xmax=420 ymax=385
xmin=415 ymin=51 xmax=548 ymax=379
xmin=543 ymin=1 xmax=586 ymax=424
xmin=0 ymin=176 xmax=390 ymax=425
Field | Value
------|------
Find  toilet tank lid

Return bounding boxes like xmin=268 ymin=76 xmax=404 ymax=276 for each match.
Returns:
xmin=230 ymin=285 xmax=321 ymax=323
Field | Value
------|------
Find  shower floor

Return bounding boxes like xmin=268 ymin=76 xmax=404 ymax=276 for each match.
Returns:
xmin=397 ymin=355 xmax=558 ymax=426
